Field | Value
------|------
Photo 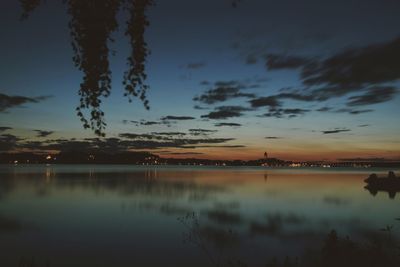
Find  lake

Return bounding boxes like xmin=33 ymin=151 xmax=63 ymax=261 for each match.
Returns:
xmin=0 ymin=165 xmax=399 ymax=267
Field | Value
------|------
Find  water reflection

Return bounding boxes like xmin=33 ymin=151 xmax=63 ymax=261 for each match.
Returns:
xmin=364 ymin=184 xmax=400 ymax=199
xmin=0 ymin=165 xmax=398 ymax=266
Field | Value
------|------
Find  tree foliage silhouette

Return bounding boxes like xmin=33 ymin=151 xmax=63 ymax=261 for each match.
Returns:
xmin=18 ymin=0 xmax=240 ymax=136
xmin=19 ymin=0 xmax=153 ymax=136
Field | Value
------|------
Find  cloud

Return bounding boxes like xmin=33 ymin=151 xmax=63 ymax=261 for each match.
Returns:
xmin=193 ymin=105 xmax=209 ymax=110
xmin=201 ymin=106 xmax=252 ymax=120
xmin=161 ymin=115 xmax=195 ymax=121
xmin=261 ymin=108 xmax=310 ymax=118
xmin=316 ymin=107 xmax=332 ymax=112
xmin=266 ymin=54 xmax=313 ymax=70
xmin=265 ymin=136 xmax=283 ymax=139
xmin=346 ymin=86 xmax=397 ymax=106
xmin=247 ymin=38 xmax=400 ymax=119
xmin=0 ymin=127 xmax=12 ymax=132
xmin=0 ymin=93 xmax=51 ymax=112
xmin=0 ymin=134 xmax=23 ymax=151
xmin=34 ymin=130 xmax=54 ymax=138
xmin=249 ymin=96 xmax=281 ymax=108
xmin=193 ymin=81 xmax=256 ymax=105
xmin=214 ymin=122 xmax=242 ymax=127
xmin=336 ymin=108 xmax=374 ymax=115
xmin=321 ymin=128 xmax=351 ymax=134
xmin=118 ymin=132 xmax=235 ymax=150
xmin=358 ymin=124 xmax=370 ymax=127
xmin=302 ymin=37 xmax=400 ymax=87
xmin=188 ymin=129 xmax=218 ymax=136
xmin=150 ymin=132 xmax=187 ymax=136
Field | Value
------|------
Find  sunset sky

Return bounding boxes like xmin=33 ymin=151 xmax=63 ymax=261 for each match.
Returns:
xmin=0 ymin=0 xmax=399 ymax=161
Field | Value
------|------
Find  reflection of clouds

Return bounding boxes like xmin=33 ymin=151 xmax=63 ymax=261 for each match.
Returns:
xmin=137 ymin=202 xmax=192 ymax=216
xmin=3 ymin=171 xmax=225 ymax=200
xmin=213 ymin=201 xmax=240 ymax=210
xmin=323 ymin=196 xmax=351 ymax=206
xmin=204 ymin=209 xmax=242 ymax=225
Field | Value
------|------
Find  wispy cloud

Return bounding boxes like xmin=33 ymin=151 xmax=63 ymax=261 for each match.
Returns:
xmin=0 ymin=93 xmax=51 ymax=112
xmin=321 ymin=128 xmax=351 ymax=134
xmin=34 ymin=130 xmax=54 ymax=138
xmin=201 ymin=106 xmax=252 ymax=120
xmin=215 ymin=122 xmax=242 ymax=127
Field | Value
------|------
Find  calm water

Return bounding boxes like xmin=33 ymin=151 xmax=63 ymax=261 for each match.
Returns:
xmin=0 ymin=165 xmax=399 ymax=267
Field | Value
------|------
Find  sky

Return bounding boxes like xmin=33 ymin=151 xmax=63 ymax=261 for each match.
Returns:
xmin=0 ymin=0 xmax=399 ymax=161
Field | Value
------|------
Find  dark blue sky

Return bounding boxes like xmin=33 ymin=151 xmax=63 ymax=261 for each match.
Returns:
xmin=0 ymin=0 xmax=399 ymax=160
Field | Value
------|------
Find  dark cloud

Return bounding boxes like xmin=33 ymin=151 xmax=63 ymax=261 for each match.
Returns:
xmin=20 ymin=135 xmax=234 ymax=152
xmin=161 ymin=115 xmax=195 ymax=121
xmin=193 ymin=105 xmax=209 ymax=110
xmin=261 ymin=108 xmax=310 ymax=118
xmin=249 ymin=96 xmax=281 ymax=108
xmin=302 ymin=37 xmax=400 ymax=87
xmin=0 ymin=93 xmax=51 ymax=112
xmin=321 ymin=128 xmax=351 ymax=134
xmin=214 ymin=122 xmax=242 ymax=127
xmin=346 ymin=86 xmax=397 ymax=106
xmin=0 ymin=134 xmax=23 ymax=151
xmin=0 ymin=127 xmax=12 ymax=132
xmin=188 ymin=129 xmax=218 ymax=136
xmin=186 ymin=62 xmax=206 ymax=69
xmin=276 ymin=92 xmax=316 ymax=102
xmin=122 ymin=120 xmax=171 ymax=127
xmin=201 ymin=106 xmax=252 ymax=120
xmin=316 ymin=107 xmax=332 ymax=112
xmin=336 ymin=108 xmax=374 ymax=115
xmin=266 ymin=54 xmax=313 ymax=70
xmin=193 ymin=80 xmax=256 ymax=105
xmin=34 ymin=130 xmax=54 ymax=138
xmin=151 ymin=132 xmax=187 ymax=136
xmin=265 ymin=136 xmax=283 ymax=139
xmin=248 ymin=38 xmax=400 ymax=119
xmin=118 ymin=132 xmax=235 ymax=150
xmin=142 ymin=121 xmax=167 ymax=126
xmin=358 ymin=124 xmax=370 ymax=127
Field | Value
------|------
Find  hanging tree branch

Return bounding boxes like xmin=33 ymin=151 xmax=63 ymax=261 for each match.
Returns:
xmin=18 ymin=0 xmax=238 ymax=136
xmin=18 ymin=0 xmax=152 ymax=136
xmin=123 ymin=0 xmax=154 ymax=110
xmin=67 ymin=0 xmax=121 ymax=137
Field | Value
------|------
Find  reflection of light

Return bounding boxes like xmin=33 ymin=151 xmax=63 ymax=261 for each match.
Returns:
xmin=45 ymin=166 xmax=54 ymax=182
xmin=46 ymin=155 xmax=52 ymax=160
xmin=14 ymin=160 xmax=18 ymax=165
